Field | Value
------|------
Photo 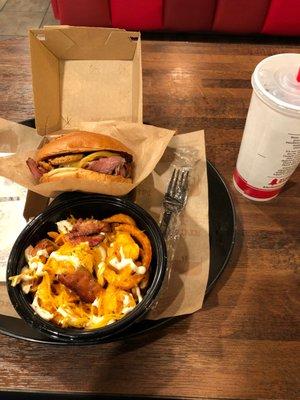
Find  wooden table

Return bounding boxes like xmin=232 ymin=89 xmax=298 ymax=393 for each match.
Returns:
xmin=0 ymin=36 xmax=299 ymax=400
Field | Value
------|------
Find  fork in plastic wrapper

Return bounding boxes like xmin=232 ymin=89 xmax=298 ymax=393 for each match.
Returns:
xmin=157 ymin=147 xmax=199 ymax=299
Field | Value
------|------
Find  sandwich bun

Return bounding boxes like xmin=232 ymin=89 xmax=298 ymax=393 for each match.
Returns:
xmin=37 ymin=131 xmax=132 ymax=162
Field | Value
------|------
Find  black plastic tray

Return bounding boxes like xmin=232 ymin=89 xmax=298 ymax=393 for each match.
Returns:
xmin=0 ymin=120 xmax=236 ymax=344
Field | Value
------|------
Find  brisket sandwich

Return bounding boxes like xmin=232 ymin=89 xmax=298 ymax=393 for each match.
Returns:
xmin=26 ymin=131 xmax=133 ymax=185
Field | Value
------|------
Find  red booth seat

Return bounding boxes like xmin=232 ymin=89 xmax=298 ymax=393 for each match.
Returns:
xmin=262 ymin=0 xmax=300 ymax=36
xmin=213 ymin=0 xmax=271 ymax=34
xmin=164 ymin=0 xmax=216 ymax=32
xmin=51 ymin=0 xmax=60 ymax=19
xmin=51 ymin=0 xmax=300 ymax=36
xmin=111 ymin=0 xmax=163 ymax=31
xmin=56 ymin=0 xmax=111 ymax=27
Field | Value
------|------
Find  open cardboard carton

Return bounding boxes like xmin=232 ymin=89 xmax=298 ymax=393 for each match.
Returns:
xmin=23 ymin=25 xmax=162 ymax=218
xmin=30 ymin=26 xmax=142 ymax=134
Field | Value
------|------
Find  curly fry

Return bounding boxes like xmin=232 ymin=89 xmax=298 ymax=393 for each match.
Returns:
xmin=47 ymin=231 xmax=59 ymax=240
xmin=115 ymin=224 xmax=152 ymax=269
xmin=54 ymin=233 xmax=67 ymax=245
xmin=103 ymin=214 xmax=136 ymax=226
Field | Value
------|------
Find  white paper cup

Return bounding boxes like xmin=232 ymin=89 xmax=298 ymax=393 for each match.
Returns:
xmin=233 ymin=54 xmax=300 ymax=201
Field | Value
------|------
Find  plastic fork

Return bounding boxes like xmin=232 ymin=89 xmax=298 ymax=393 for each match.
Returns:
xmin=160 ymin=168 xmax=189 ymax=236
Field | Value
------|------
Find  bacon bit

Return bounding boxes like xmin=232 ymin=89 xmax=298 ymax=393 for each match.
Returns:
xmin=58 ymin=269 xmax=102 ymax=303
xmin=66 ymin=235 xmax=105 ymax=247
xmin=32 ymin=239 xmax=58 ymax=256
xmin=69 ymin=219 xmax=110 ymax=238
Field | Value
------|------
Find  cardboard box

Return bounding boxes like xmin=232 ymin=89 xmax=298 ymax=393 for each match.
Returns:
xmin=29 ymin=26 xmax=143 ymax=135
xmin=23 ymin=26 xmax=143 ymax=217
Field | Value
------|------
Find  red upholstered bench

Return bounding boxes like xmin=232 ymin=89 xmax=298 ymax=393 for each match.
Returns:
xmin=110 ymin=0 xmax=163 ymax=30
xmin=164 ymin=0 xmax=216 ymax=32
xmin=213 ymin=0 xmax=271 ymax=34
xmin=52 ymin=0 xmax=111 ymax=27
xmin=262 ymin=0 xmax=300 ymax=36
xmin=51 ymin=0 xmax=300 ymax=36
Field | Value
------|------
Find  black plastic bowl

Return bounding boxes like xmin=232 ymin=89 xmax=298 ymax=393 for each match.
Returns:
xmin=6 ymin=194 xmax=167 ymax=343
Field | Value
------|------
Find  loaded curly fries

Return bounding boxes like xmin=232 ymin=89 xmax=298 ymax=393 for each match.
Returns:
xmin=10 ymin=214 xmax=152 ymax=329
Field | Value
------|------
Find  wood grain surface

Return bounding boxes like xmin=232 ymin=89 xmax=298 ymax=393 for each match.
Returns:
xmin=0 ymin=36 xmax=299 ymax=400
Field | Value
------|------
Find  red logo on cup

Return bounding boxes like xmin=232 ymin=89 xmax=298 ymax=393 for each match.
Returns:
xmin=269 ymin=178 xmax=278 ymax=185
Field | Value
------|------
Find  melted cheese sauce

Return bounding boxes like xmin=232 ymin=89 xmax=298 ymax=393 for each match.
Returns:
xmin=31 ymin=295 xmax=53 ymax=320
xmin=135 ymin=286 xmax=143 ymax=303
xmin=56 ymin=220 xmax=73 ymax=234
xmin=97 ymin=261 xmax=106 ymax=275
xmin=122 ymin=306 xmax=135 ymax=315
xmin=49 ymin=252 xmax=80 ymax=269
xmin=109 ymin=247 xmax=146 ymax=275
xmin=21 ymin=282 xmax=32 ymax=294
xmin=57 ymin=306 xmax=68 ymax=318
xmin=123 ymin=294 xmax=130 ymax=307
xmin=92 ymin=297 xmax=101 ymax=307
xmin=28 ymin=250 xmax=49 ymax=276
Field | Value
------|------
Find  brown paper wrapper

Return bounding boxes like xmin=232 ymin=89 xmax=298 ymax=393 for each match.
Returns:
xmin=0 ymin=118 xmax=175 ymax=197
xmin=137 ymin=130 xmax=209 ymax=319
xmin=0 ymin=125 xmax=209 ymax=321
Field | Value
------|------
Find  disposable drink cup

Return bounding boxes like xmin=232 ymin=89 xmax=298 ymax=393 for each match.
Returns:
xmin=233 ymin=54 xmax=300 ymax=201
